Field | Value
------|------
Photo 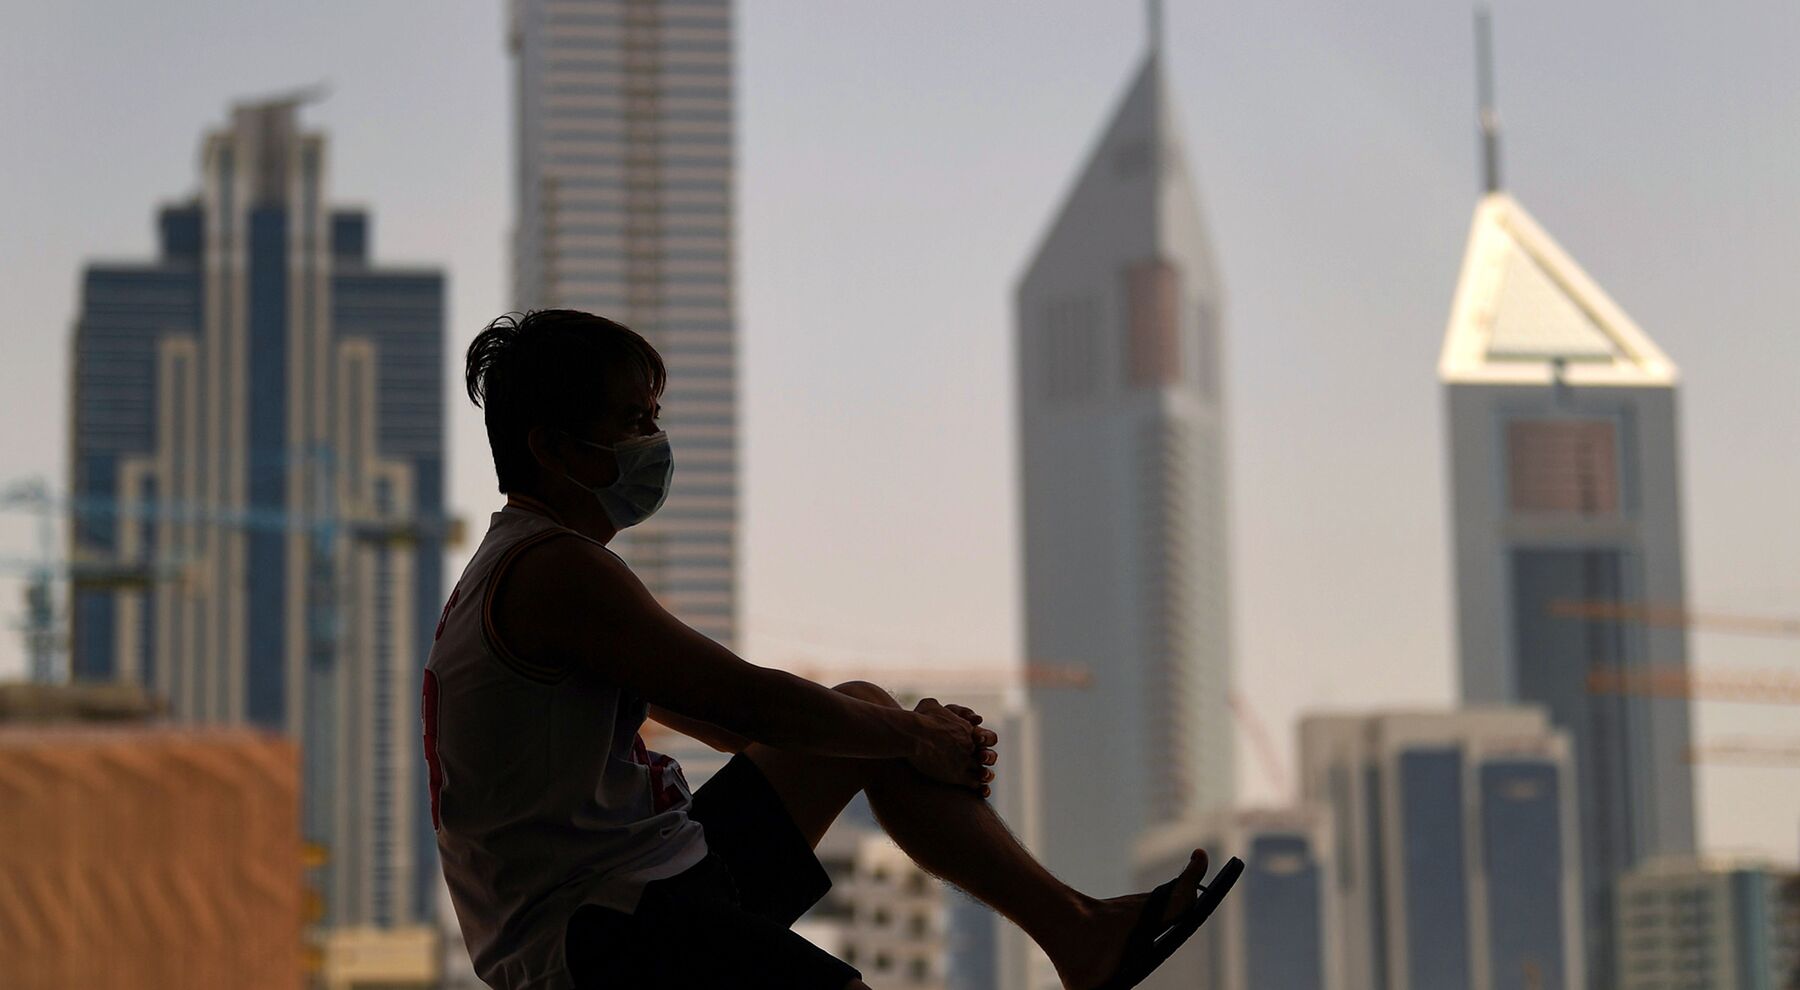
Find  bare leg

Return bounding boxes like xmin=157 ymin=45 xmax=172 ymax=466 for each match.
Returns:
xmin=745 ymin=682 xmax=1210 ymax=990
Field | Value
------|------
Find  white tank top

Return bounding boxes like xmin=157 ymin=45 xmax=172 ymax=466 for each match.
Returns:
xmin=423 ymin=501 xmax=708 ymax=989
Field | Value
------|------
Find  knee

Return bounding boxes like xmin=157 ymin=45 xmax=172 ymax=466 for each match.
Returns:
xmin=832 ymin=679 xmax=900 ymax=708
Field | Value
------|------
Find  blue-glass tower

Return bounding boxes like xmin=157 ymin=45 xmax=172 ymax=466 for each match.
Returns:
xmin=1301 ymin=709 xmax=1586 ymax=990
xmin=69 ymin=95 xmax=445 ymax=929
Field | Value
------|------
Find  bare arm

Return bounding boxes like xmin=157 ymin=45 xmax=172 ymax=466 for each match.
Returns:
xmin=648 ymin=704 xmax=749 ymax=755
xmin=492 ymin=534 xmax=975 ymax=772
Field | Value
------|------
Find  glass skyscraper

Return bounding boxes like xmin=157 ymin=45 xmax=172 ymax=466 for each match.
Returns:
xmin=1439 ymin=189 xmax=1697 ymax=988
xmin=69 ymin=95 xmax=446 ymax=930
xmin=509 ymin=0 xmax=738 ymax=646
xmin=1300 ymin=709 xmax=1585 ymax=990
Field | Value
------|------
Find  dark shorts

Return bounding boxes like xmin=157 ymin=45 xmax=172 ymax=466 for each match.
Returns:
xmin=565 ymin=753 xmax=862 ymax=989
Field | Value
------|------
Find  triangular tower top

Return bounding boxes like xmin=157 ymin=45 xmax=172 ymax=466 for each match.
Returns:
xmin=1439 ymin=193 xmax=1676 ymax=387
xmin=1017 ymin=49 xmax=1219 ymax=295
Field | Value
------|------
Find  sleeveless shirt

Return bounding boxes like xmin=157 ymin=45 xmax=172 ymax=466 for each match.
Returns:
xmin=423 ymin=501 xmax=709 ymax=989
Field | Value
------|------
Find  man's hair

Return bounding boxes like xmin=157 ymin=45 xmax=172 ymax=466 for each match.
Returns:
xmin=464 ymin=309 xmax=667 ymax=494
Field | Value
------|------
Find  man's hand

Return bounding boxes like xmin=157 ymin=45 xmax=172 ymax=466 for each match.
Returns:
xmin=908 ymin=698 xmax=1000 ymax=798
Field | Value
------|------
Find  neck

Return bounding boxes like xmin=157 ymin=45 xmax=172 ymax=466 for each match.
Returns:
xmin=506 ymin=489 xmax=619 ymax=545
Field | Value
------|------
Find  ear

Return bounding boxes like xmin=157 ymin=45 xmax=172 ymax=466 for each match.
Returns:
xmin=525 ymin=425 xmax=567 ymax=478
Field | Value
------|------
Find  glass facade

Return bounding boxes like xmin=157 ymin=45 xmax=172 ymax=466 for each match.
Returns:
xmin=1243 ymin=833 xmax=1326 ymax=990
xmin=70 ymin=261 xmax=201 ymax=681
xmin=1400 ymin=747 xmax=1471 ymax=989
xmin=1365 ymin=763 xmax=1390 ymax=990
xmin=1481 ymin=759 xmax=1567 ymax=988
xmin=1511 ymin=546 xmax=1635 ymax=980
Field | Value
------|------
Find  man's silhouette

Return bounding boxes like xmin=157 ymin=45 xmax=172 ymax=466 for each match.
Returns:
xmin=425 ymin=310 xmax=1235 ymax=989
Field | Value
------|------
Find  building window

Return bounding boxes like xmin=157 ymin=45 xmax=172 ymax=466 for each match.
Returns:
xmin=1505 ymin=417 xmax=1620 ymax=515
xmin=1123 ymin=260 xmax=1180 ymax=388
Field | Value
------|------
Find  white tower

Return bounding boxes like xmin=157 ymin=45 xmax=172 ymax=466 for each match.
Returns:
xmin=1440 ymin=12 xmax=1696 ymax=986
xmin=1016 ymin=3 xmax=1233 ymax=897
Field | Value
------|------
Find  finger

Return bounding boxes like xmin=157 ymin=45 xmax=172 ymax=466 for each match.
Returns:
xmin=978 ymin=729 xmax=998 ymax=746
xmin=978 ymin=749 xmax=997 ymax=766
xmin=978 ymin=784 xmax=991 ymax=799
xmin=945 ymin=704 xmax=983 ymax=725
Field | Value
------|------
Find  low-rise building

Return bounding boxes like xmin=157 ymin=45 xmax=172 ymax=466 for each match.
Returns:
xmin=1615 ymin=856 xmax=1800 ymax=990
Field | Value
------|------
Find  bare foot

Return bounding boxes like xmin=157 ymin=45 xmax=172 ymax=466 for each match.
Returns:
xmin=1050 ymin=849 xmax=1210 ymax=990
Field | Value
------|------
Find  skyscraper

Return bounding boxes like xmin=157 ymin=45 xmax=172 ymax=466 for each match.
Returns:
xmin=509 ymin=0 xmax=738 ymax=646
xmin=1016 ymin=3 xmax=1233 ymax=897
xmin=1440 ymin=14 xmax=1696 ymax=985
xmin=1299 ymin=708 xmax=1585 ymax=990
xmin=68 ymin=94 xmax=447 ymax=931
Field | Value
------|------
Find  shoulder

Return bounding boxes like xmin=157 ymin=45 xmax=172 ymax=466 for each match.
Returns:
xmin=502 ymin=531 xmax=644 ymax=607
xmin=489 ymin=531 xmax=655 ymax=658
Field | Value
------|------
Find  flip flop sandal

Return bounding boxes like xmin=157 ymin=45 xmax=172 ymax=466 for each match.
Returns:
xmin=1091 ymin=855 xmax=1243 ymax=990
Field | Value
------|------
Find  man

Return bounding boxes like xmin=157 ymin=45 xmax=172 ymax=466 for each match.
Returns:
xmin=425 ymin=310 xmax=1238 ymax=989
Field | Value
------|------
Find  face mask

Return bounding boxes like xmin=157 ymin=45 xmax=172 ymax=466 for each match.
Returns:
xmin=562 ymin=431 xmax=673 ymax=530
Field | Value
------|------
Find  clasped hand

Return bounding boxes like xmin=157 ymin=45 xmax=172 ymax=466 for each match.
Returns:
xmin=908 ymin=697 xmax=999 ymax=799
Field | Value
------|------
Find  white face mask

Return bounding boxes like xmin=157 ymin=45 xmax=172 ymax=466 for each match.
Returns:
xmin=562 ymin=431 xmax=673 ymax=530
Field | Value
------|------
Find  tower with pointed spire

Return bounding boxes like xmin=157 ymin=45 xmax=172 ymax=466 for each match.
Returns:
xmin=1440 ymin=10 xmax=1696 ymax=988
xmin=1015 ymin=4 xmax=1235 ymax=900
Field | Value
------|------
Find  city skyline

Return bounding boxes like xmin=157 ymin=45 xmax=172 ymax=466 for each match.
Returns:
xmin=1 ymin=1 xmax=1796 ymax=866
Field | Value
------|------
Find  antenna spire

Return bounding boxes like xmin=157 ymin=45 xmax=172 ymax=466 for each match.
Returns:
xmin=1475 ymin=5 xmax=1502 ymax=193
xmin=1148 ymin=0 xmax=1164 ymax=57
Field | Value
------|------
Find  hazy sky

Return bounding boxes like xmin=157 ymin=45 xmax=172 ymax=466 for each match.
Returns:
xmin=2 ymin=1 xmax=1796 ymax=861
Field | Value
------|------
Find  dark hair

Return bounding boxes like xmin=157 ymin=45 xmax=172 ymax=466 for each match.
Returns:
xmin=464 ymin=309 xmax=667 ymax=494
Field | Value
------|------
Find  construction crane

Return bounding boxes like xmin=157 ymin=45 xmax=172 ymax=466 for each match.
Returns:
xmin=1683 ymin=739 xmax=1800 ymax=768
xmin=1550 ymin=599 xmax=1800 ymax=639
xmin=740 ymin=655 xmax=1292 ymax=792
xmin=1585 ymin=666 xmax=1800 ymax=705
xmin=778 ymin=659 xmax=1093 ymax=692
xmin=1587 ymin=667 xmax=1800 ymax=770
xmin=0 ymin=470 xmax=462 ymax=685
xmin=745 ymin=611 xmax=1295 ymax=787
xmin=0 ymin=480 xmax=201 ymax=681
